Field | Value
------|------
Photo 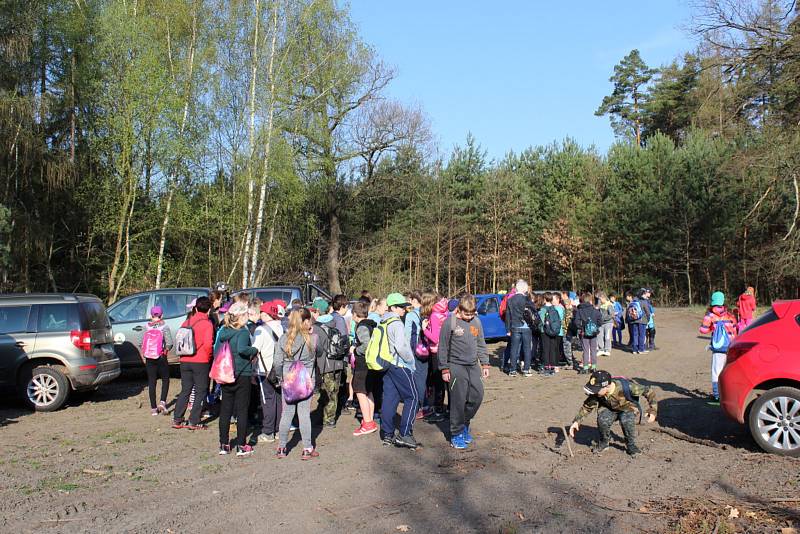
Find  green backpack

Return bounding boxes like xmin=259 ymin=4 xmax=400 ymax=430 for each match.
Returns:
xmin=365 ymin=317 xmax=400 ymax=371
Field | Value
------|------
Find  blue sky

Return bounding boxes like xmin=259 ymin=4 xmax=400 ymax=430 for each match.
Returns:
xmin=348 ymin=1 xmax=697 ymax=160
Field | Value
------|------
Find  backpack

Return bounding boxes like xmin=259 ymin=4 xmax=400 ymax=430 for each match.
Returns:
xmin=626 ymin=301 xmax=643 ymax=322
xmin=499 ymin=293 xmax=511 ymax=321
xmin=354 ymin=319 xmax=377 ymax=350
xmin=141 ymin=324 xmax=165 ymax=359
xmin=613 ymin=377 xmax=644 ymax=424
xmin=583 ymin=313 xmax=599 ymax=338
xmin=319 ymin=323 xmax=349 ymax=360
xmin=365 ymin=317 xmax=400 ymax=371
xmin=209 ymin=341 xmax=235 ymax=384
xmin=711 ymin=319 xmax=732 ymax=353
xmin=282 ymin=346 xmax=314 ymax=403
xmin=175 ymin=323 xmax=196 ymax=356
xmin=523 ymin=307 xmax=541 ymax=331
xmin=543 ymin=306 xmax=561 ymax=337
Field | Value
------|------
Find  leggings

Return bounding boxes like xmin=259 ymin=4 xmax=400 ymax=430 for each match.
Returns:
xmin=581 ymin=336 xmax=598 ymax=368
xmin=219 ymin=374 xmax=252 ymax=448
xmin=279 ymin=395 xmax=313 ymax=450
xmin=145 ymin=356 xmax=169 ymax=409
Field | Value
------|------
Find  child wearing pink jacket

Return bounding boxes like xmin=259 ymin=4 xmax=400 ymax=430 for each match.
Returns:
xmin=419 ymin=294 xmax=449 ymax=421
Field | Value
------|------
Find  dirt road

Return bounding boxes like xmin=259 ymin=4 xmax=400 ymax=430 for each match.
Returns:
xmin=1 ymin=309 xmax=798 ymax=533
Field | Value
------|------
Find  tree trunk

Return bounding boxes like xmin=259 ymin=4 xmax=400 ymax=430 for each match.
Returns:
xmin=154 ymin=187 xmax=174 ymax=289
xmin=242 ymin=0 xmax=262 ymax=288
xmin=465 ymin=235 xmax=471 ymax=293
xmin=434 ymin=224 xmax=440 ymax=292
xmin=327 ymin=211 xmax=342 ymax=294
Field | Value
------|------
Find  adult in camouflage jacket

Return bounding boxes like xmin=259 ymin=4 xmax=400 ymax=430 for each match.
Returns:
xmin=568 ymin=370 xmax=657 ymax=457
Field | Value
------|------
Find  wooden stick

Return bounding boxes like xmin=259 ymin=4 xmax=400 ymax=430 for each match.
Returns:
xmin=564 ymin=426 xmax=574 ymax=458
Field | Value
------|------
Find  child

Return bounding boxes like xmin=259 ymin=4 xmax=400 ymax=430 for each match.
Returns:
xmin=736 ymin=286 xmax=757 ymax=331
xmin=251 ymin=301 xmax=284 ymax=443
xmin=574 ymin=293 xmax=602 ymax=374
xmin=642 ymin=288 xmax=657 ymax=351
xmin=438 ymin=294 xmax=491 ymax=450
xmin=422 ymin=292 xmax=449 ymax=421
xmin=380 ymin=293 xmax=418 ymax=449
xmin=140 ymin=306 xmax=173 ymax=416
xmin=538 ymin=293 xmax=562 ymax=376
xmin=624 ymin=291 xmax=635 ymax=348
xmin=351 ymin=301 xmax=379 ymax=436
xmin=560 ymin=291 xmax=576 ymax=370
xmin=610 ymin=293 xmax=625 ymax=346
xmin=404 ymin=290 xmax=426 ymax=417
xmin=699 ymin=291 xmax=738 ymax=402
xmin=597 ymin=292 xmax=614 ymax=357
xmin=569 ymin=370 xmax=657 ymax=457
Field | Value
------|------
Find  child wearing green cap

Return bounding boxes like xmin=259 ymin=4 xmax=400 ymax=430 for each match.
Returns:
xmin=699 ymin=291 xmax=738 ymax=402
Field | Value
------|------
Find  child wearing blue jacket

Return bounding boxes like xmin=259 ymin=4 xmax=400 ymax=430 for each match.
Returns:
xmin=610 ymin=293 xmax=625 ymax=346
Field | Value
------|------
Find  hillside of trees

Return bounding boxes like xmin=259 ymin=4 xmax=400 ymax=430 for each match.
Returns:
xmin=1 ymin=0 xmax=798 ymax=304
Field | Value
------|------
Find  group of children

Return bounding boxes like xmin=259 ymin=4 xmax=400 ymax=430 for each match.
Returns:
xmin=139 ymin=288 xmax=493 ymax=456
xmin=500 ymin=283 xmax=658 ymax=377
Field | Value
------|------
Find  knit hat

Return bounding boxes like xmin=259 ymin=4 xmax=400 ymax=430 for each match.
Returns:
xmin=311 ymin=297 xmax=329 ymax=314
xmin=710 ymin=291 xmax=725 ymax=307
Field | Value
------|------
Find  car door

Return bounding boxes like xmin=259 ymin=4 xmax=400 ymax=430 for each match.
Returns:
xmin=0 ymin=304 xmax=36 ymax=387
xmin=153 ymin=291 xmax=204 ymax=363
xmin=478 ymin=296 xmax=505 ymax=340
xmin=107 ymin=293 xmax=152 ymax=367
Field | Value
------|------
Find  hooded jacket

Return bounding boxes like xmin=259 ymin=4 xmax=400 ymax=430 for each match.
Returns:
xmin=573 ymin=302 xmax=602 ymax=336
xmin=214 ymin=326 xmax=258 ymax=377
xmin=314 ymin=315 xmax=346 ymax=374
xmin=423 ymin=298 xmax=449 ymax=353
xmin=438 ymin=314 xmax=488 ymax=369
xmin=737 ymin=293 xmax=757 ymax=321
xmin=383 ymin=311 xmax=415 ymax=371
xmin=699 ymin=306 xmax=738 ymax=339
xmin=180 ymin=311 xmax=214 ymax=364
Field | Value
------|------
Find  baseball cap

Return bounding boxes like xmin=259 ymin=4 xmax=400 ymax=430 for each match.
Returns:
xmin=311 ymin=297 xmax=329 ymax=314
xmin=583 ymin=370 xmax=612 ymax=395
xmin=150 ymin=306 xmax=163 ymax=317
xmin=386 ymin=292 xmax=410 ymax=308
xmin=186 ymin=298 xmax=197 ymax=310
xmin=260 ymin=301 xmax=280 ymax=319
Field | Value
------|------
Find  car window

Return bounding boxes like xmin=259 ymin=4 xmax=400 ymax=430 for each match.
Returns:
xmin=0 ymin=305 xmax=31 ymax=334
xmin=485 ymin=298 xmax=499 ymax=314
xmin=80 ymin=302 xmax=111 ymax=330
xmin=153 ymin=293 xmax=194 ymax=319
xmin=108 ymin=294 xmax=150 ymax=323
xmin=254 ymin=290 xmax=295 ymax=304
xmin=38 ymin=304 xmax=80 ymax=332
xmin=309 ymin=285 xmax=330 ymax=304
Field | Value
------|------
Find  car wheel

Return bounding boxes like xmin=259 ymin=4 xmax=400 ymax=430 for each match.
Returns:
xmin=21 ymin=365 xmax=71 ymax=412
xmin=748 ymin=386 xmax=800 ymax=457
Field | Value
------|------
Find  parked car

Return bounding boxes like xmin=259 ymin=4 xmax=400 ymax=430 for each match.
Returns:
xmin=475 ymin=294 xmax=508 ymax=341
xmin=107 ymin=288 xmax=209 ymax=367
xmin=237 ymin=283 xmax=331 ymax=307
xmin=0 ymin=293 xmax=120 ymax=411
xmin=719 ymin=299 xmax=800 ymax=456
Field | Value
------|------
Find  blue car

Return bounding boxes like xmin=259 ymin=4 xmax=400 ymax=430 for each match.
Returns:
xmin=476 ymin=294 xmax=507 ymax=341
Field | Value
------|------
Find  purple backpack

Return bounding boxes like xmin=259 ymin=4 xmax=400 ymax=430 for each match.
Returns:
xmin=282 ymin=348 xmax=314 ymax=403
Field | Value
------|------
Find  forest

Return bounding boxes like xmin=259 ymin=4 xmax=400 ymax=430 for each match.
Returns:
xmin=1 ymin=0 xmax=799 ymax=305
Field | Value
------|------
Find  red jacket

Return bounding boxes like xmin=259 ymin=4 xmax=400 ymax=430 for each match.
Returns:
xmin=736 ymin=293 xmax=757 ymax=320
xmin=180 ymin=311 xmax=213 ymax=364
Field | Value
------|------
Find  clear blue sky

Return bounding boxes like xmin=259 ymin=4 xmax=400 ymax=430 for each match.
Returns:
xmin=348 ymin=1 xmax=697 ymax=160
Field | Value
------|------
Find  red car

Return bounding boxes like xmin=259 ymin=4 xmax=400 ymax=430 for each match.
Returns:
xmin=719 ymin=299 xmax=800 ymax=456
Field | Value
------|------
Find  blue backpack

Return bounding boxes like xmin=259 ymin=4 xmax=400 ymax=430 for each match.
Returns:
xmin=711 ymin=320 xmax=732 ymax=353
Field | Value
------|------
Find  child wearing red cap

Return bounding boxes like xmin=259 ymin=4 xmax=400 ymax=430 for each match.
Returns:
xmin=252 ymin=301 xmax=285 ymax=442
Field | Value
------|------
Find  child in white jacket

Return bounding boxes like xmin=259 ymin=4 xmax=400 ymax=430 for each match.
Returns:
xmin=251 ymin=301 xmax=285 ymax=442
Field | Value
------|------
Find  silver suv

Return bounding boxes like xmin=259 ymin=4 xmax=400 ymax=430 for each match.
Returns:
xmin=0 ymin=294 xmax=121 ymax=411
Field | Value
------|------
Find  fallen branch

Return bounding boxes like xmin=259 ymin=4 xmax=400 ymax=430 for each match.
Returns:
xmin=563 ymin=426 xmax=574 ymax=458
xmin=650 ymin=427 xmax=729 ymax=450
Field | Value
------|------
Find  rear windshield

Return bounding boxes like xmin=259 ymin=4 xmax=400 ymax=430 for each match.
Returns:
xmin=741 ymin=308 xmax=778 ymax=334
xmin=80 ymin=302 xmax=111 ymax=330
xmin=253 ymin=290 xmax=296 ymax=303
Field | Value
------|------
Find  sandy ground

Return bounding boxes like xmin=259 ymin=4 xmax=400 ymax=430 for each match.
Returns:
xmin=1 ymin=308 xmax=798 ymax=533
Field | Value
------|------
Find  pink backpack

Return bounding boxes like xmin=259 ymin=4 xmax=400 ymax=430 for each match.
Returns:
xmin=423 ymin=299 xmax=449 ymax=354
xmin=141 ymin=324 xmax=165 ymax=359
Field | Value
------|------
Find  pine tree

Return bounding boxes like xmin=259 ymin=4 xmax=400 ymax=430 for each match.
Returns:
xmin=596 ymin=49 xmax=655 ymax=145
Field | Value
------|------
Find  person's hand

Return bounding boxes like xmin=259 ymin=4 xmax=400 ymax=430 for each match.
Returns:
xmin=481 ymin=365 xmax=490 ymax=379
xmin=442 ymin=369 xmax=450 ymax=383
xmin=646 ymin=412 xmax=656 ymax=423
xmin=422 ymin=319 xmax=429 ymax=329
xmin=569 ymin=422 xmax=580 ymax=438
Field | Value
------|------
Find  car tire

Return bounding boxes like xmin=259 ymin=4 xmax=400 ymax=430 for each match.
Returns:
xmin=747 ymin=386 xmax=800 ymax=457
xmin=20 ymin=365 xmax=71 ymax=412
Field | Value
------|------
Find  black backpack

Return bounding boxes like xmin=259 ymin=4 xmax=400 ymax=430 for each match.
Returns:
xmin=523 ymin=307 xmax=541 ymax=331
xmin=543 ymin=306 xmax=561 ymax=337
xmin=319 ymin=323 xmax=349 ymax=360
xmin=354 ymin=319 xmax=377 ymax=350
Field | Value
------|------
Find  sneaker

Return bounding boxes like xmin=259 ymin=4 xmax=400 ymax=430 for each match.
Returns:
xmin=187 ymin=423 xmax=208 ymax=431
xmin=275 ymin=447 xmax=288 ymax=458
xmin=424 ymin=411 xmax=445 ymax=423
xmin=258 ymin=433 xmax=276 ymax=443
xmin=522 ymin=369 xmax=533 ymax=377
xmin=151 ymin=408 xmax=159 ymax=416
xmin=172 ymin=420 xmax=187 ymax=429
xmin=218 ymin=444 xmax=231 ymax=456
xmin=343 ymin=400 xmax=355 ymax=412
xmin=451 ymin=433 xmax=467 ymax=450
xmin=592 ymin=441 xmax=610 ymax=454
xmin=642 ymin=350 xmax=650 ymax=354
xmin=236 ymin=444 xmax=254 ymax=457
xmin=289 ymin=424 xmax=298 ymax=432
xmin=415 ymin=409 xmax=424 ymax=420
xmin=382 ymin=433 xmax=397 ymax=446
xmin=463 ymin=425 xmax=474 ymax=445
xmin=324 ymin=420 xmax=336 ymax=428
xmin=353 ymin=421 xmax=378 ymax=436
xmin=508 ymin=370 xmax=518 ymax=377
xmin=394 ymin=434 xmax=418 ymax=449
xmin=301 ymin=448 xmax=319 ymax=461
xmin=158 ymin=401 xmax=168 ymax=414
xmin=553 ymin=367 xmax=560 ymax=373
xmin=627 ymin=445 xmax=642 ymax=457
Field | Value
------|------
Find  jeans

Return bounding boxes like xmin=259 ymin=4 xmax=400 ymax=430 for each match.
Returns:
xmin=508 ymin=327 xmax=533 ymax=372
xmin=631 ymin=323 xmax=647 ymax=353
xmin=612 ymin=324 xmax=624 ymax=345
xmin=145 ymin=355 xmax=169 ymax=409
xmin=413 ymin=358 xmax=429 ymax=408
xmin=279 ymin=395 xmax=312 ymax=449
xmin=174 ymin=362 xmax=210 ymax=425
xmin=219 ymin=373 xmax=252 ymax=448
xmin=380 ymin=366 xmax=418 ymax=437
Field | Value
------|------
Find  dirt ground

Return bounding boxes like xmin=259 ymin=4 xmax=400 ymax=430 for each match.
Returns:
xmin=1 ymin=308 xmax=798 ymax=533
